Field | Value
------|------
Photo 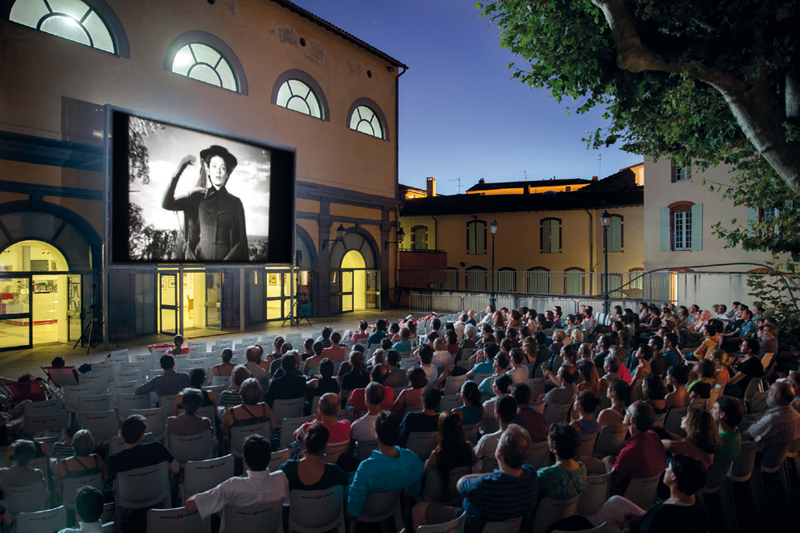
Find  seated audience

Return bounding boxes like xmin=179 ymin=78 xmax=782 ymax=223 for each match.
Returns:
xmin=641 ymin=373 xmax=669 ymax=418
xmin=412 ymin=424 xmax=537 ymax=532
xmin=455 ymin=381 xmax=485 ymax=427
xmin=686 ymin=359 xmax=715 ymax=399
xmin=604 ymin=401 xmax=666 ymax=495
xmin=742 ymin=381 xmax=800 ymax=451
xmin=540 ymin=363 xmax=579 ymax=406
xmin=185 ymin=434 xmax=288 ymax=526
xmin=221 ymin=378 xmax=276 ymax=438
xmin=134 ymin=354 xmax=191 ymax=397
xmin=60 ymin=486 xmax=105 ymax=533
xmin=538 ymin=423 xmax=587 ymax=500
xmin=296 ymin=393 xmax=351 ymax=447
xmin=54 ymin=430 xmax=108 ymax=494
xmin=571 ymin=391 xmax=601 ymax=439
xmin=423 ymin=411 xmax=476 ymax=502
xmin=510 ymin=382 xmax=547 ymax=442
xmin=0 ymin=439 xmax=46 ymax=488
xmin=711 ymin=397 xmax=743 ymax=464
xmin=474 ymin=394 xmax=517 ymax=472
xmin=597 ymin=380 xmax=632 ymax=429
xmin=591 ymin=454 xmax=709 ymax=533
xmin=384 ymin=350 xmax=410 ymax=389
xmin=348 ymin=364 xmax=394 ymax=417
xmin=664 ymin=365 xmax=690 ymax=411
xmin=279 ymin=423 xmax=348 ymax=490
xmin=724 ymin=338 xmax=765 ymax=398
xmin=350 ymin=383 xmax=385 ymax=446
xmin=172 ymin=368 xmax=216 ymax=416
xmin=302 ymin=341 xmax=325 ymax=377
xmin=167 ymin=388 xmax=214 ymax=437
xmin=661 ymin=408 xmax=721 ymax=469
xmin=340 ymin=351 xmax=371 ymax=403
xmin=347 ymin=412 xmax=424 ymax=517
xmin=265 ymin=353 xmax=307 ymax=407
xmin=401 ymin=386 xmax=441 ymax=444
xmin=392 ymin=367 xmax=428 ymax=419
xmin=210 ymin=348 xmax=235 ymax=381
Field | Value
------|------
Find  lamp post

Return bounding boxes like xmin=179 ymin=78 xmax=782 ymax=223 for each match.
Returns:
xmin=489 ymin=219 xmax=498 ymax=308
xmin=600 ymin=210 xmax=611 ymax=316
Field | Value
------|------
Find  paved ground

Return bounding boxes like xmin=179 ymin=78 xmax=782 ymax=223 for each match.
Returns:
xmin=0 ymin=309 xmax=412 ymax=381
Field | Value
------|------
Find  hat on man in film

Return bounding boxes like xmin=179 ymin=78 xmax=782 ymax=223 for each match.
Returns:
xmin=200 ymin=145 xmax=238 ymax=174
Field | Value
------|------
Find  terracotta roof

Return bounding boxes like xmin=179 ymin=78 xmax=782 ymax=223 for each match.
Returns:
xmin=466 ymin=178 xmax=592 ymax=192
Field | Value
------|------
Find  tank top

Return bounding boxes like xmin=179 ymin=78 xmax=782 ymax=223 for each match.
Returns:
xmin=231 ymin=404 xmax=268 ymax=426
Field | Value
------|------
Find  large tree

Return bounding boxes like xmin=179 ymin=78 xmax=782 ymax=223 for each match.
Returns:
xmin=479 ymin=0 xmax=799 ymax=262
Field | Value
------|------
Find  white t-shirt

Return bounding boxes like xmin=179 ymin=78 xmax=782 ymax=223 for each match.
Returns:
xmin=350 ymin=413 xmax=378 ymax=442
xmin=421 ymin=364 xmax=438 ymax=385
xmin=432 ymin=350 xmax=452 ymax=370
xmin=192 ymin=469 xmax=288 ymax=529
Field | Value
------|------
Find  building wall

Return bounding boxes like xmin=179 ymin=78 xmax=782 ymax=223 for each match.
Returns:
xmin=643 ymin=157 xmax=773 ymax=273
xmin=399 ymin=205 xmax=644 ymax=275
xmin=0 ymin=0 xmax=403 ymax=341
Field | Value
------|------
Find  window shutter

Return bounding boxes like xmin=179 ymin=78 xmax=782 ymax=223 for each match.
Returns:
xmin=660 ymin=207 xmax=670 ymax=251
xmin=745 ymin=206 xmax=758 ymax=237
xmin=555 ymin=221 xmax=561 ymax=253
xmin=539 ymin=222 xmax=544 ymax=253
xmin=690 ymin=203 xmax=703 ymax=251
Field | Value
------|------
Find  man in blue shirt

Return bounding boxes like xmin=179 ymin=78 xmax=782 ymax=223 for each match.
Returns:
xmin=367 ymin=319 xmax=388 ymax=348
xmin=466 ymin=343 xmax=499 ymax=380
xmin=347 ymin=411 xmax=424 ymax=517
xmin=662 ymin=333 xmax=682 ymax=369
xmin=411 ymin=424 xmax=538 ymax=532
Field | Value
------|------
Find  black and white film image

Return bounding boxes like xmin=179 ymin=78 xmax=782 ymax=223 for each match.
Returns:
xmin=127 ymin=116 xmax=271 ymax=262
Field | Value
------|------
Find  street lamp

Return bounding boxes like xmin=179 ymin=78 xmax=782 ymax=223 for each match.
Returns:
xmin=489 ymin=219 xmax=498 ymax=308
xmin=600 ymin=210 xmax=611 ymax=316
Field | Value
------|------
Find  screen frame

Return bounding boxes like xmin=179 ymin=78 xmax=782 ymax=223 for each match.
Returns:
xmin=105 ymin=105 xmax=296 ymax=267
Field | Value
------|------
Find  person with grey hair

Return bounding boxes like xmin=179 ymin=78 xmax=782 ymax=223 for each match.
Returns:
xmin=456 ymin=312 xmax=469 ymax=342
xmin=167 ymin=388 xmax=213 ymax=436
xmin=742 ymin=381 xmax=800 ymax=451
xmin=460 ymin=324 xmax=478 ymax=352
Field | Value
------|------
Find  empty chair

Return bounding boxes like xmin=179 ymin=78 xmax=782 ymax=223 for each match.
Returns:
xmin=210 ymin=374 xmax=231 ymax=387
xmin=118 ymin=361 xmax=146 ymax=374
xmin=407 ymin=511 xmax=466 ymax=533
xmin=623 ymin=472 xmax=662 ymax=510
xmin=544 ymin=402 xmax=572 ymax=427
xmin=147 ymin=506 xmax=210 ymax=533
xmin=168 ymin=430 xmax=214 ymax=467
xmin=756 ymin=440 xmax=792 ymax=509
xmin=63 ymin=385 xmax=97 ymax=413
xmin=284 ymin=332 xmax=302 ymax=347
xmin=214 ymin=338 xmax=234 ymax=348
xmin=23 ymin=413 xmax=68 ymax=438
xmin=594 ymin=425 xmax=628 ymax=458
xmin=532 ymin=495 xmax=580 ymax=533
xmin=241 ymin=336 xmax=258 ymax=345
xmin=526 ymin=440 xmax=551 ymax=470
xmin=224 ymin=499 xmax=284 ymax=532
xmin=158 ymin=394 xmax=178 ymax=409
xmin=280 ymin=415 xmax=314 ymax=449
xmin=577 ymin=470 xmax=612 ymax=516
xmin=42 ymin=365 xmax=80 ymax=388
xmin=444 ymin=375 xmax=467 ymax=396
xmin=78 ymin=393 xmax=113 ymax=413
xmin=108 ymin=381 xmax=139 ymax=409
xmin=230 ymin=421 xmax=271 ymax=458
xmin=406 ymin=431 xmax=439 ymax=461
xmin=272 ymin=397 xmax=304 ymax=426
xmin=16 ymin=505 xmax=66 ymax=533
xmin=78 ymin=410 xmax=119 ymax=443
xmin=114 ymin=370 xmax=143 ymax=387
xmin=183 ymin=455 xmax=235 ymax=502
xmin=348 ymin=490 xmax=402 ymax=533
xmin=107 ymin=349 xmax=130 ymax=365
xmin=261 ymin=334 xmax=277 ymax=345
xmin=116 ymin=393 xmax=150 ymax=421
xmin=288 ymin=486 xmax=346 ymax=533
xmin=23 ymin=398 xmax=64 ymax=416
xmin=3 ymin=480 xmax=47 ymax=514
xmin=187 ymin=341 xmax=207 ymax=352
xmin=115 ymin=462 xmax=171 ymax=509
xmin=130 ymin=408 xmax=167 ymax=441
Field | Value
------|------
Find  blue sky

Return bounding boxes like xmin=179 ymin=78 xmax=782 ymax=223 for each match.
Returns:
xmin=292 ymin=0 xmax=643 ymax=196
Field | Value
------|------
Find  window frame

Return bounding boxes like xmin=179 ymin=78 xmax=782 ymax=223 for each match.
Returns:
xmin=346 ymin=98 xmax=389 ymax=141
xmin=671 ymin=161 xmax=692 ymax=183
xmin=270 ymin=69 xmax=329 ymax=121
xmin=466 ymin=220 xmax=487 ymax=255
xmin=540 ymin=217 xmax=562 ymax=254
xmin=164 ymin=31 xmax=248 ymax=95
xmin=669 ymin=201 xmax=694 ymax=251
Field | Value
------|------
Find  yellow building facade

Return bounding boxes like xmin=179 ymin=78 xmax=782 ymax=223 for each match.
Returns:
xmin=0 ymin=0 xmax=405 ymax=349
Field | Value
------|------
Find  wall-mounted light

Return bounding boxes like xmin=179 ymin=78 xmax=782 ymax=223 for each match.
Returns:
xmin=322 ymin=224 xmax=346 ymax=250
xmin=385 ymin=227 xmax=406 ymax=249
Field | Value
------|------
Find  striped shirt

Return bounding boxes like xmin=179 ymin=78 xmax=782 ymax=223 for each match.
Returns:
xmin=460 ymin=465 xmax=537 ymax=532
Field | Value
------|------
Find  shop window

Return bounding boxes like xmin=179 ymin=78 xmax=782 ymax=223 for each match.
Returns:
xmin=466 ymin=220 xmax=486 ymax=255
xmin=540 ymin=218 xmax=561 ymax=254
xmin=607 ymin=214 xmax=623 ymax=253
xmin=9 ymin=0 xmax=124 ymax=54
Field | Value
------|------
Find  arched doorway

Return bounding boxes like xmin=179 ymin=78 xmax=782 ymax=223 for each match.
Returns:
xmin=0 ymin=240 xmax=82 ymax=348
xmin=328 ymin=228 xmax=380 ymax=314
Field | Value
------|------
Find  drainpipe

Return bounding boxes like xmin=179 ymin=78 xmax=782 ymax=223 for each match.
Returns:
xmin=431 ymin=215 xmax=439 ymax=251
xmin=585 ymin=210 xmax=594 ymax=272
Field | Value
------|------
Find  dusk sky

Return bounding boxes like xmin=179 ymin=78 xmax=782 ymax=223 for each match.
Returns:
xmin=292 ymin=0 xmax=643 ymax=196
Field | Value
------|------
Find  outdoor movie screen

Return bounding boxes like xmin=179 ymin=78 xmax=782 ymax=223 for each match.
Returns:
xmin=109 ymin=109 xmax=295 ymax=265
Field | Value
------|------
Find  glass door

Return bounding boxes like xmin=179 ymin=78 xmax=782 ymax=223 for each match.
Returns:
xmin=159 ymin=272 xmax=178 ymax=335
xmin=0 ymin=275 xmax=32 ymax=350
xmin=67 ymin=274 xmax=83 ymax=342
xmin=341 ymin=269 xmax=354 ymax=312
xmin=205 ymin=272 xmax=223 ymax=330
xmin=366 ymin=269 xmax=381 ymax=310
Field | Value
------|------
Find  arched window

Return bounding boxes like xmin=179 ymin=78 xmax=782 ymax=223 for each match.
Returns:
xmin=466 ymin=220 xmax=486 ymax=255
xmin=165 ymin=31 xmax=248 ymax=94
xmin=541 ymin=218 xmax=561 ymax=254
xmin=9 ymin=0 xmax=128 ymax=56
xmin=271 ymin=70 xmax=328 ymax=120
xmin=444 ymin=267 xmax=459 ymax=290
xmin=465 ymin=267 xmax=487 ymax=292
xmin=526 ymin=267 xmax=550 ymax=294
xmin=347 ymin=98 xmax=388 ymax=140
xmin=498 ymin=268 xmax=516 ymax=293
xmin=564 ymin=267 xmax=585 ymax=295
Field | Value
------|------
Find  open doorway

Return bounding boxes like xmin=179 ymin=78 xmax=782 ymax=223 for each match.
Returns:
xmin=341 ymin=250 xmax=366 ymax=312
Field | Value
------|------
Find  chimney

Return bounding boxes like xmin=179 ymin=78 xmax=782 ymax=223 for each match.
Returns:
xmin=426 ymin=176 xmax=436 ymax=197
xmin=478 ymin=178 xmax=485 ymax=184
xmin=592 ymin=176 xmax=599 ymax=181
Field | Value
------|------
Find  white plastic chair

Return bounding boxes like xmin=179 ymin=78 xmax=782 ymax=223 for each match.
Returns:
xmin=78 ymin=393 xmax=112 ymax=413
xmin=272 ymin=397 xmax=305 ymax=426
xmin=623 ymin=472 xmax=662 ymax=510
xmin=288 ymin=486 xmax=346 ymax=533
xmin=3 ymin=481 xmax=47 ymax=515
xmin=211 ymin=374 xmax=231 ymax=387
xmin=544 ymin=402 xmax=572 ymax=427
xmin=663 ymin=406 xmax=689 ymax=436
xmin=463 ymin=422 xmax=480 ymax=445
xmin=230 ymin=421 xmax=271 ymax=458
xmin=280 ymin=415 xmax=314 ymax=449
xmin=444 ymin=375 xmax=467 ymax=396
xmin=533 ymin=495 xmax=580 ymax=533
xmin=108 ymin=381 xmax=138 ymax=409
xmin=113 ymin=370 xmax=143 ymax=388
xmin=109 ymin=432 xmax=154 ymax=455
xmin=115 ymin=462 xmax=170 ymax=509
xmin=594 ymin=425 xmax=627 ymax=458
xmin=23 ymin=398 xmax=64 ymax=416
xmin=406 ymin=431 xmax=438 ymax=461
xmin=224 ymin=499 xmax=284 ymax=532
xmin=323 ymin=441 xmax=349 ymax=464
xmin=577 ymin=432 xmax=598 ymax=461
xmin=146 ymin=506 xmax=210 ymax=533
xmin=348 ymin=490 xmax=402 ymax=533
xmin=526 ymin=440 xmax=551 ymax=469
xmin=182 ymin=454 xmax=235 ymax=502
xmin=63 ymin=384 xmax=97 ymax=413
xmin=130 ymin=407 xmax=167 ymax=441
xmin=16 ymin=505 xmax=66 ymax=533
xmin=187 ymin=341 xmax=207 ymax=352
xmin=168 ymin=430 xmax=214 ymax=466
xmin=78 ymin=410 xmax=119 ymax=443
xmin=356 ymin=439 xmax=379 ymax=461
xmin=23 ymin=413 xmax=68 ymax=437
xmin=241 ymin=336 xmax=259 ymax=345
xmin=116 ymin=393 xmax=151 ymax=421
xmin=62 ymin=471 xmax=104 ymax=511
xmin=578 ymin=470 xmax=612 ymax=516
xmin=268 ymin=448 xmax=290 ymax=472
xmin=422 ymin=466 xmax=470 ymax=505
xmin=412 ymin=510 xmax=466 ymax=533
xmin=440 ymin=395 xmax=462 ymax=412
